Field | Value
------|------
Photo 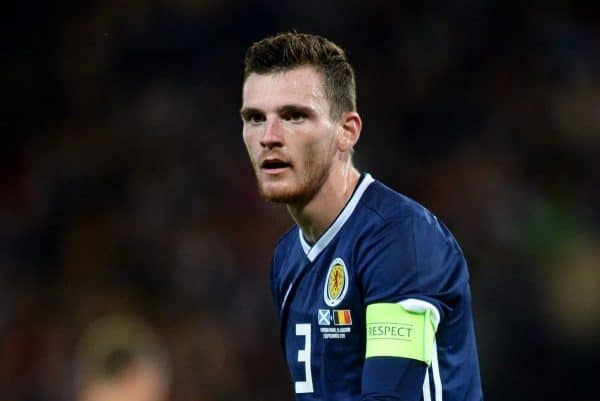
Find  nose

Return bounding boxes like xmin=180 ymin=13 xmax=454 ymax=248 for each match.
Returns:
xmin=260 ymin=117 xmax=284 ymax=149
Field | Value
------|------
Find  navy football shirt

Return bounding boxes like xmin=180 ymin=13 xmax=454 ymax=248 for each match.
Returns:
xmin=270 ymin=173 xmax=483 ymax=401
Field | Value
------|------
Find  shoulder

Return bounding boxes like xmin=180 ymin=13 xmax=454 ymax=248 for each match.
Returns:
xmin=356 ymin=177 xmax=466 ymax=277
xmin=360 ymin=180 xmax=422 ymax=220
xmin=355 ymin=178 xmax=469 ymax=307
xmin=358 ymin=179 xmax=451 ymax=243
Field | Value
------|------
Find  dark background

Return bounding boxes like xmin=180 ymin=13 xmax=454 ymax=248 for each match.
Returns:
xmin=2 ymin=1 xmax=599 ymax=400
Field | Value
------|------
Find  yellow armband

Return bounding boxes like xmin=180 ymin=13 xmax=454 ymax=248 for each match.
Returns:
xmin=365 ymin=302 xmax=436 ymax=365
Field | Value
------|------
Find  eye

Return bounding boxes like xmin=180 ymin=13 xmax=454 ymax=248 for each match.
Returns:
xmin=243 ymin=112 xmax=265 ymax=124
xmin=283 ymin=110 xmax=306 ymax=123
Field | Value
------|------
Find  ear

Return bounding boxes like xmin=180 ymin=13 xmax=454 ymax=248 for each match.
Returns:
xmin=337 ymin=112 xmax=362 ymax=153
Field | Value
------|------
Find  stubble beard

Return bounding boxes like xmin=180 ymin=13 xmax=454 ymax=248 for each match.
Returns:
xmin=256 ymin=151 xmax=332 ymax=206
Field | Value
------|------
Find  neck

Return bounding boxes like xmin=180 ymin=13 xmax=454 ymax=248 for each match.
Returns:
xmin=287 ymin=163 xmax=360 ymax=244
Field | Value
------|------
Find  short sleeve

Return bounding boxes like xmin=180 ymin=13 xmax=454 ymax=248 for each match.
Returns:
xmin=358 ymin=213 xmax=474 ymax=400
xmin=357 ymin=214 xmax=468 ymax=323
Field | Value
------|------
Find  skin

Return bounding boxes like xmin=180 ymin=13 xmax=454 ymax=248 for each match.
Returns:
xmin=241 ymin=66 xmax=362 ymax=242
xmin=79 ymin=361 xmax=169 ymax=401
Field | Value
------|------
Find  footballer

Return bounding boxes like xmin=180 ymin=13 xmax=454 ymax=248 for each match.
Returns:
xmin=241 ymin=32 xmax=483 ymax=401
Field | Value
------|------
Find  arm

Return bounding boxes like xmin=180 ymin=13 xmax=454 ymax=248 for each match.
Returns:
xmin=362 ymin=358 xmax=427 ymax=401
xmin=358 ymin=214 xmax=466 ymax=400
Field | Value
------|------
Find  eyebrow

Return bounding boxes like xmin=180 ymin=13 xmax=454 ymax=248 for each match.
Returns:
xmin=240 ymin=104 xmax=316 ymax=120
xmin=278 ymin=104 xmax=315 ymax=116
xmin=240 ymin=107 xmax=262 ymax=120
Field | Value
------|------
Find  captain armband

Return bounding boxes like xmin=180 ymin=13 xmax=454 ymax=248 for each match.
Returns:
xmin=365 ymin=302 xmax=438 ymax=365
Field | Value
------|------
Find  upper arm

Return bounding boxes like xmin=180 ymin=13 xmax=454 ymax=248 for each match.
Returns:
xmin=357 ymin=214 xmax=467 ymax=398
xmin=357 ymin=214 xmax=466 ymax=320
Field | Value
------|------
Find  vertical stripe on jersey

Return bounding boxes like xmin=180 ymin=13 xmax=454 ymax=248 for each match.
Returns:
xmin=422 ymin=368 xmax=432 ymax=401
xmin=432 ymin=340 xmax=442 ymax=401
xmin=281 ymin=282 xmax=293 ymax=312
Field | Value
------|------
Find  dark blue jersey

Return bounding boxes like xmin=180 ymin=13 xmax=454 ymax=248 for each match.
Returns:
xmin=270 ymin=174 xmax=483 ymax=401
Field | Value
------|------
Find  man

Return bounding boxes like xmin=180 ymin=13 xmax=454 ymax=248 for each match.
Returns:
xmin=241 ymin=32 xmax=483 ymax=401
xmin=75 ymin=315 xmax=171 ymax=401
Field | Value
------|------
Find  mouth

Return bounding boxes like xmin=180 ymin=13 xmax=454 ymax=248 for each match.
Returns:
xmin=260 ymin=158 xmax=292 ymax=174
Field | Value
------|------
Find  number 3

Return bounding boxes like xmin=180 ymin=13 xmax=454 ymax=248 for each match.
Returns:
xmin=295 ymin=323 xmax=314 ymax=393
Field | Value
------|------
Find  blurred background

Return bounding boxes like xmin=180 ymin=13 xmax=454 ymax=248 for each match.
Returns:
xmin=2 ymin=1 xmax=599 ymax=400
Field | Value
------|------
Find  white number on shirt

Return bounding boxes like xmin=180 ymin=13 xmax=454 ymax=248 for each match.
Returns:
xmin=295 ymin=323 xmax=314 ymax=393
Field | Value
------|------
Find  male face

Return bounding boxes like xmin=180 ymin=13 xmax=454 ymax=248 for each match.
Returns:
xmin=241 ymin=66 xmax=340 ymax=204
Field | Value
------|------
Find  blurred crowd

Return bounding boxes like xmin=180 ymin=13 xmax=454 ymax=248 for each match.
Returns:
xmin=2 ymin=2 xmax=599 ymax=401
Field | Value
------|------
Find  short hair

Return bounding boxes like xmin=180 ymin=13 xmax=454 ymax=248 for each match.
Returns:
xmin=75 ymin=315 xmax=170 ymax=391
xmin=244 ymin=32 xmax=357 ymax=121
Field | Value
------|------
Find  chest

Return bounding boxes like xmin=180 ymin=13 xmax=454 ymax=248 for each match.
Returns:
xmin=278 ymin=246 xmax=365 ymax=398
